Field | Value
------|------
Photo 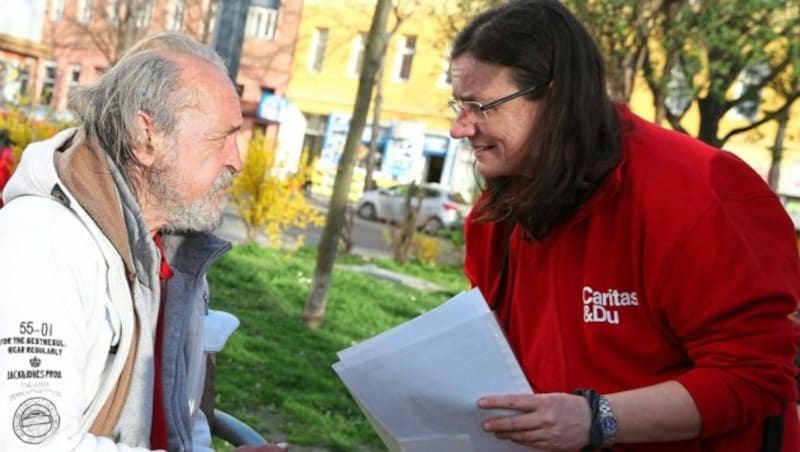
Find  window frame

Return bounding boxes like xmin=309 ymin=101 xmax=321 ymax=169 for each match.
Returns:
xmin=78 ymin=0 xmax=92 ymax=24
xmin=347 ymin=32 xmax=367 ymax=77
xmin=393 ymin=35 xmax=417 ymax=82
xmin=40 ymin=61 xmax=57 ymax=106
xmin=245 ymin=5 xmax=279 ymax=40
xmin=308 ymin=27 xmax=329 ymax=73
xmin=50 ymin=0 xmax=66 ymax=20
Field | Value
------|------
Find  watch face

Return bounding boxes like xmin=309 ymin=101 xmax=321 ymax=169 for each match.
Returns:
xmin=600 ymin=415 xmax=618 ymax=433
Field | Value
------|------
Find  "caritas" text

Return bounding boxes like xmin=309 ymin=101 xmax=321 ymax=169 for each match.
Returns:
xmin=582 ymin=286 xmax=639 ymax=324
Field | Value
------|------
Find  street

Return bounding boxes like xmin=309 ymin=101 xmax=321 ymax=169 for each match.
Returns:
xmin=215 ymin=195 xmax=395 ymax=259
xmin=215 ymin=194 xmax=464 ymax=266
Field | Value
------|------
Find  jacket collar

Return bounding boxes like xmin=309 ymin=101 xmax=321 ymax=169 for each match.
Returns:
xmin=53 ymin=131 xmax=136 ymax=284
xmin=52 ymin=130 xmax=232 ymax=284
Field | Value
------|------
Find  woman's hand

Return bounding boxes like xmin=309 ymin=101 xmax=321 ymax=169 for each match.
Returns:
xmin=478 ymin=393 xmax=591 ymax=451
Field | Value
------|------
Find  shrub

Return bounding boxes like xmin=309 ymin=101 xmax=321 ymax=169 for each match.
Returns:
xmin=0 ymin=109 xmax=62 ymax=171
xmin=229 ymin=130 xmax=323 ymax=248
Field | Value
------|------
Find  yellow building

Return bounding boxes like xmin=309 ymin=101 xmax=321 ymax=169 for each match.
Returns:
xmin=286 ymin=0 xmax=474 ymax=198
xmin=287 ymin=0 xmax=800 ymax=204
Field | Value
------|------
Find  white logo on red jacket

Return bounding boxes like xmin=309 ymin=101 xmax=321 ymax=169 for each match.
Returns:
xmin=582 ymin=286 xmax=639 ymax=324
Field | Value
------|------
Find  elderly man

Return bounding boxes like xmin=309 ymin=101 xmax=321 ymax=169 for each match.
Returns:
xmin=0 ymin=34 xmax=286 ymax=451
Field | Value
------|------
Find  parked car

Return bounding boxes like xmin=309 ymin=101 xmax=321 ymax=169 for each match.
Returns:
xmin=356 ymin=183 xmax=472 ymax=233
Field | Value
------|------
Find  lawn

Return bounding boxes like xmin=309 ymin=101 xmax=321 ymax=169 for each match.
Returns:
xmin=206 ymin=243 xmax=469 ymax=451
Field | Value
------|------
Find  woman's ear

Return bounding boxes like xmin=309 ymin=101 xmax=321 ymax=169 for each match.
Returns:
xmin=131 ymin=111 xmax=156 ymax=168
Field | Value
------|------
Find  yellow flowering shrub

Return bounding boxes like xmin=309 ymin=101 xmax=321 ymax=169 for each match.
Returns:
xmin=0 ymin=109 xmax=61 ymax=171
xmin=230 ymin=130 xmax=323 ymax=249
xmin=412 ymin=234 xmax=442 ymax=266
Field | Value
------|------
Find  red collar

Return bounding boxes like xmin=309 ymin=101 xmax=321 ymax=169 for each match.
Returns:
xmin=152 ymin=233 xmax=174 ymax=280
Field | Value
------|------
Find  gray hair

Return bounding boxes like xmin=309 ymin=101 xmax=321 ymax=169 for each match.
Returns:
xmin=67 ymin=33 xmax=227 ymax=189
xmin=121 ymin=32 xmax=226 ymax=71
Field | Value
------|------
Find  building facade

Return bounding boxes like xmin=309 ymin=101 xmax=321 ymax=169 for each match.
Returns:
xmin=286 ymin=0 xmax=476 ymax=199
xmin=2 ymin=0 xmax=797 ymax=204
xmin=0 ymin=0 xmax=302 ymax=149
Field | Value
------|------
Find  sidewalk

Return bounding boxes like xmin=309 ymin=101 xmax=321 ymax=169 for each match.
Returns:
xmin=338 ymin=263 xmax=448 ymax=292
xmin=216 ymin=208 xmax=458 ymax=293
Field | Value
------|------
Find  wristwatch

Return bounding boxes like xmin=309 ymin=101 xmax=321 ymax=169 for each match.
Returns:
xmin=597 ymin=395 xmax=618 ymax=447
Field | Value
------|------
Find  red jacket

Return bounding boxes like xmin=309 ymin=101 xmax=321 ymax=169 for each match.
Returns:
xmin=465 ymin=106 xmax=800 ymax=451
xmin=0 ymin=147 xmax=13 ymax=208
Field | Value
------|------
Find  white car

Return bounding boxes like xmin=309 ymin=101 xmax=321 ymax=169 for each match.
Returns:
xmin=356 ymin=183 xmax=472 ymax=233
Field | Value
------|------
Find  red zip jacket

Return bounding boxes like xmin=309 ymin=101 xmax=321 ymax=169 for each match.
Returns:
xmin=0 ymin=146 xmax=13 ymax=208
xmin=464 ymin=106 xmax=800 ymax=451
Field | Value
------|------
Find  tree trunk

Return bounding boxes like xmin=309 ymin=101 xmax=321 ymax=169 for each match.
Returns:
xmin=365 ymin=61 xmax=385 ymax=192
xmin=768 ymin=111 xmax=788 ymax=191
xmin=339 ymin=204 xmax=354 ymax=252
xmin=245 ymin=224 xmax=258 ymax=242
xmin=696 ymin=96 xmax=725 ymax=147
xmin=303 ymin=0 xmax=392 ymax=329
xmin=393 ymin=182 xmax=419 ymax=264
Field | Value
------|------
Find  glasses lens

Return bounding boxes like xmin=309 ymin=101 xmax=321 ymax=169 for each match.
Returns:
xmin=448 ymin=99 xmax=461 ymax=116
xmin=449 ymin=100 xmax=486 ymax=122
xmin=463 ymin=102 xmax=486 ymax=122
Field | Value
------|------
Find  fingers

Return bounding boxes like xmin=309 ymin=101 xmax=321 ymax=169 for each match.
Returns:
xmin=478 ymin=393 xmax=592 ymax=452
xmin=478 ymin=394 xmax=540 ymax=434
xmin=482 ymin=411 xmax=538 ymax=433
xmin=477 ymin=394 xmax=537 ymax=411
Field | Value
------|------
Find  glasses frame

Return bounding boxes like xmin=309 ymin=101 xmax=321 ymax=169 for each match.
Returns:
xmin=449 ymin=83 xmax=544 ymax=122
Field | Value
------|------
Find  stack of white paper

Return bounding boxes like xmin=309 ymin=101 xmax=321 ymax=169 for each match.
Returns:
xmin=332 ymin=288 xmax=535 ymax=452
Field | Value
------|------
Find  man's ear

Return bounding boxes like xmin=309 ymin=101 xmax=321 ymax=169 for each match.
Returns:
xmin=132 ymin=111 xmax=157 ymax=168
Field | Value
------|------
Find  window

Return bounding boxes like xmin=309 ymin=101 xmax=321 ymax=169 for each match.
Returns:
xmin=204 ymin=0 xmax=218 ymax=38
xmin=18 ymin=65 xmax=31 ymax=100
xmin=50 ymin=0 xmax=66 ymax=20
xmin=168 ymin=0 xmax=186 ymax=32
xmin=106 ymin=0 xmax=120 ymax=26
xmin=136 ymin=0 xmax=153 ymax=29
xmin=348 ymin=32 xmax=367 ymax=77
xmin=3 ymin=62 xmax=31 ymax=103
xmin=78 ymin=0 xmax=92 ymax=24
xmin=68 ymin=65 xmax=81 ymax=89
xmin=245 ymin=5 xmax=279 ymax=39
xmin=309 ymin=28 xmax=329 ymax=73
xmin=395 ymin=35 xmax=417 ymax=81
xmin=64 ymin=65 xmax=81 ymax=108
xmin=40 ymin=62 xmax=57 ymax=106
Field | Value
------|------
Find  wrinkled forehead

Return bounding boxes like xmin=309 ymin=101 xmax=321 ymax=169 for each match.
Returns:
xmin=450 ymin=54 xmax=516 ymax=99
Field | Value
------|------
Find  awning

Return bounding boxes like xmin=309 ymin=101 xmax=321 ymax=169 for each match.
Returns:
xmin=257 ymin=92 xmax=291 ymax=122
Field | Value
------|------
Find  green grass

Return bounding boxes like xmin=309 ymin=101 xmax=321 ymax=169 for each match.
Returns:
xmin=207 ymin=243 xmax=468 ymax=451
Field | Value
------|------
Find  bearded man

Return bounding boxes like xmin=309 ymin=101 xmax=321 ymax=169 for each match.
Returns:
xmin=0 ymin=33 xmax=286 ymax=452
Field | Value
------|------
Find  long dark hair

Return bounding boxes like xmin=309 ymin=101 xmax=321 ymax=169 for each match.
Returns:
xmin=452 ymin=0 xmax=621 ymax=240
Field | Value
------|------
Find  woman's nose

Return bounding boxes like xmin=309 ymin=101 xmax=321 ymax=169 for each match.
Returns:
xmin=450 ymin=114 xmax=477 ymax=139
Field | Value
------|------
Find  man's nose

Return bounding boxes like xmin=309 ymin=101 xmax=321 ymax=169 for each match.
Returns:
xmin=228 ymin=135 xmax=243 ymax=173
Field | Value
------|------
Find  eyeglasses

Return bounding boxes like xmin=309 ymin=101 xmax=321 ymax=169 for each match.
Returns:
xmin=448 ymin=84 xmax=545 ymax=122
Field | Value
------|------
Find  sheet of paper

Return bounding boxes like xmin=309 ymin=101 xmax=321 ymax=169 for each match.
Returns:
xmin=336 ymin=288 xmax=489 ymax=364
xmin=333 ymin=289 xmax=538 ymax=451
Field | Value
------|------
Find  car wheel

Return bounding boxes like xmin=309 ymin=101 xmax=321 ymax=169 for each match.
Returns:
xmin=422 ymin=217 xmax=444 ymax=234
xmin=358 ymin=203 xmax=377 ymax=220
